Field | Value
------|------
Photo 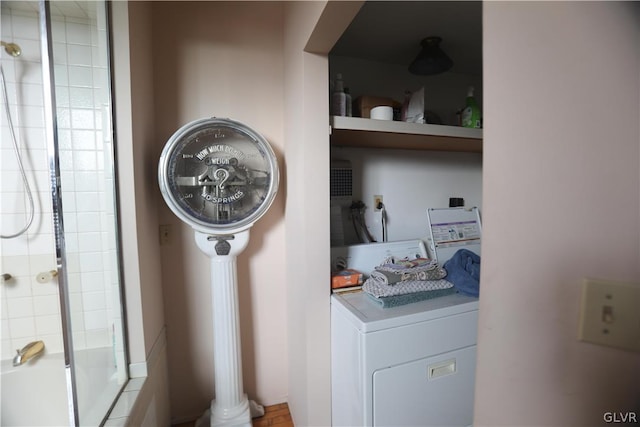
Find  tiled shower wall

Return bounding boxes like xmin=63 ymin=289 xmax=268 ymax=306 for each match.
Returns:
xmin=1 ymin=3 xmax=122 ymax=359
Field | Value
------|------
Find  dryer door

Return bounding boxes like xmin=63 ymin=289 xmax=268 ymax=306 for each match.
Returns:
xmin=372 ymin=345 xmax=476 ymax=426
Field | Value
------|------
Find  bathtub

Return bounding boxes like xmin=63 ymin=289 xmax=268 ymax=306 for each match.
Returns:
xmin=1 ymin=347 xmax=125 ymax=427
xmin=1 ymin=352 xmax=70 ymax=426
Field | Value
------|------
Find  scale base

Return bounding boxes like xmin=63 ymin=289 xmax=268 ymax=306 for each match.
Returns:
xmin=194 ymin=398 xmax=264 ymax=427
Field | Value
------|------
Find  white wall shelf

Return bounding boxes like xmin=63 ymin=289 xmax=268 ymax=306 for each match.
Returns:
xmin=330 ymin=116 xmax=483 ymax=153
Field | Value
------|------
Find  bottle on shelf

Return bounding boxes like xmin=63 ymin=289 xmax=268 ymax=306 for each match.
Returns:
xmin=461 ymin=86 xmax=482 ymax=128
xmin=401 ymin=90 xmax=411 ymax=122
xmin=332 ymin=73 xmax=347 ymax=116
xmin=344 ymin=87 xmax=352 ymax=117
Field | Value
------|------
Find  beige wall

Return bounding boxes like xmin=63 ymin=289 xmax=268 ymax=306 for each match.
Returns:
xmin=477 ymin=2 xmax=640 ymax=426
xmin=151 ymin=1 xmax=287 ymax=421
xmin=111 ymin=0 xmax=166 ymax=370
xmin=282 ymin=3 xmax=329 ymax=425
xmin=283 ymin=2 xmax=363 ymax=425
xmin=111 ymin=1 xmax=171 ymax=425
xmin=116 ymin=2 xmax=640 ymax=426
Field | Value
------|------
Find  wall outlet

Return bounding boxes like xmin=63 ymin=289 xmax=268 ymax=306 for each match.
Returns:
xmin=373 ymin=195 xmax=383 ymax=211
xmin=159 ymin=224 xmax=172 ymax=246
xmin=578 ymin=278 xmax=640 ymax=352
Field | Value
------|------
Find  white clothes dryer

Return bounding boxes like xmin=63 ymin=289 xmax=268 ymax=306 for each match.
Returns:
xmin=330 ymin=236 xmax=479 ymax=427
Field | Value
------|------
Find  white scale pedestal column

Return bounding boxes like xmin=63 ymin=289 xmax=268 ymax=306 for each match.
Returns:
xmin=194 ymin=230 xmax=264 ymax=427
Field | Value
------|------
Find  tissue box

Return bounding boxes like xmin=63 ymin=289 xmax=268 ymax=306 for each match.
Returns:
xmin=331 ymin=269 xmax=364 ymax=289
xmin=354 ymin=96 xmax=402 ymax=119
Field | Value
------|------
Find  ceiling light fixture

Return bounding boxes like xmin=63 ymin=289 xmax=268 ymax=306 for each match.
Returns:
xmin=408 ymin=36 xmax=453 ymax=75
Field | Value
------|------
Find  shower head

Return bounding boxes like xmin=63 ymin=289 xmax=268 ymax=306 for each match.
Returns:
xmin=1 ymin=41 xmax=22 ymax=57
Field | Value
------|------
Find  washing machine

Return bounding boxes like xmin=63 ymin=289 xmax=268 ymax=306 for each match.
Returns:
xmin=331 ymin=209 xmax=481 ymax=426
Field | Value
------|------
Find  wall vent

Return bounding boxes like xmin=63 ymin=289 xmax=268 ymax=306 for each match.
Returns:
xmin=330 ymin=160 xmax=353 ymax=200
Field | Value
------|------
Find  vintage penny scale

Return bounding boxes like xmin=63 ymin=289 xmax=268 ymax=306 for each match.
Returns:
xmin=158 ymin=117 xmax=279 ymax=426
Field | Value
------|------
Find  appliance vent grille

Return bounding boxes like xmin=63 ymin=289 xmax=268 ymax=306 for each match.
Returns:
xmin=330 ymin=166 xmax=352 ymax=199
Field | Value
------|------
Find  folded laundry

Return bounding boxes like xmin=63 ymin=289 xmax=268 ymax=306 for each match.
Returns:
xmin=367 ymin=287 xmax=457 ymax=308
xmin=375 ymin=257 xmax=438 ymax=273
xmin=369 ymin=267 xmax=447 ymax=286
xmin=442 ymin=249 xmax=480 ymax=297
xmin=363 ymin=277 xmax=453 ymax=298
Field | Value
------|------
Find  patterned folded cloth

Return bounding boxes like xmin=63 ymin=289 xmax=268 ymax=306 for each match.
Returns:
xmin=370 ymin=267 xmax=447 ymax=285
xmin=371 ymin=257 xmax=443 ymax=285
xmin=376 ymin=257 xmax=438 ymax=273
xmin=363 ymin=277 xmax=453 ymax=298
xmin=368 ymin=287 xmax=458 ymax=308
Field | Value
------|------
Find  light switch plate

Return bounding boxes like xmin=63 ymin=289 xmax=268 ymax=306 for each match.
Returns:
xmin=578 ymin=278 xmax=640 ymax=352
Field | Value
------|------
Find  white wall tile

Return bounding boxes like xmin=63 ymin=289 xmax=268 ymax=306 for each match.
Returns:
xmin=8 ymin=316 xmax=36 ymax=338
xmin=76 ymin=212 xmax=100 ymax=233
xmin=18 ymin=105 xmax=44 ymax=127
xmin=79 ymin=270 xmax=104 ymax=290
xmin=1 ymin=149 xmax=21 ymax=171
xmin=66 ymin=22 xmax=91 ymax=45
xmin=51 ymin=21 xmax=67 ymax=43
xmin=1 ymin=127 xmax=13 ymax=149
xmin=17 ymin=83 xmax=44 ymax=107
xmin=40 ymin=333 xmax=63 ymax=353
xmin=25 ymin=148 xmax=49 ymax=171
xmin=0 ymin=171 xmax=22 ymax=192
xmin=71 ymin=129 xmax=96 ymax=150
xmin=68 ymin=44 xmax=93 ymax=67
xmin=1 ymin=81 xmax=18 ymax=105
xmin=2 ymin=8 xmax=121 ymax=355
xmin=72 ymin=330 xmax=86 ymax=349
xmin=56 ymin=107 xmax=71 ymax=129
xmin=35 ymin=314 xmax=62 ymax=335
xmin=84 ymin=309 xmax=107 ymax=330
xmin=27 ymin=232 xmax=54 ymax=255
xmin=33 ymin=294 xmax=60 ymax=316
xmin=32 ymin=280 xmax=59 ymax=297
xmin=82 ymin=291 xmax=106 ymax=311
xmin=11 ymin=15 xmax=39 ymax=39
xmin=16 ymin=61 xmax=42 ymax=85
xmin=0 ymin=192 xmax=24 ymax=213
xmin=78 ymin=250 xmax=102 ymax=270
xmin=1 ymin=10 xmax=13 ymax=36
xmin=64 ymin=232 xmax=79 ymax=253
xmin=3 ymin=255 xmax=30 ymax=275
xmin=3 ymin=276 xmax=32 ymax=299
xmin=6 ymin=297 xmax=34 ymax=319
xmin=0 ymin=297 xmax=9 ymax=321
xmin=75 ymin=191 xmax=99 ymax=212
xmin=74 ymin=171 xmax=99 ymax=192
xmin=85 ymin=328 xmax=109 ymax=348
xmin=68 ymin=65 xmax=92 ymax=87
xmin=56 ymin=85 xmax=70 ymax=108
xmin=1 ymin=212 xmax=27 ymax=231
xmin=71 ymin=108 xmax=94 ymax=129
xmin=54 ymin=64 xmax=69 ymax=86
xmin=69 ymin=87 xmax=94 ymax=109
xmin=0 ymin=233 xmax=29 ymax=256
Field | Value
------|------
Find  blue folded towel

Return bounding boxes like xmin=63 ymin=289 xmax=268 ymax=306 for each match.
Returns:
xmin=443 ymin=249 xmax=481 ymax=297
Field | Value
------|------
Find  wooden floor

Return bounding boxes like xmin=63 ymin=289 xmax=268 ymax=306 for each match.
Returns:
xmin=252 ymin=403 xmax=293 ymax=427
xmin=174 ymin=403 xmax=293 ymax=427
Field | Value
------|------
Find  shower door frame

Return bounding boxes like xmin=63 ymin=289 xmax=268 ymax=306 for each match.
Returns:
xmin=38 ymin=1 xmax=77 ymax=423
xmin=38 ymin=0 xmax=129 ymax=425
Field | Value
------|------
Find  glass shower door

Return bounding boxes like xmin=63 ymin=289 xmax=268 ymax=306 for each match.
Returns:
xmin=1 ymin=0 xmax=128 ymax=425
xmin=46 ymin=0 xmax=128 ymax=424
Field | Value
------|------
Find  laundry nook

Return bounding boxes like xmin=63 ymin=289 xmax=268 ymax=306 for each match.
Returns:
xmin=1 ymin=1 xmax=638 ymax=427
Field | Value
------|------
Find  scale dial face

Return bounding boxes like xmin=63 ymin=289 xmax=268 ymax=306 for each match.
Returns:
xmin=158 ymin=118 xmax=279 ymax=234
